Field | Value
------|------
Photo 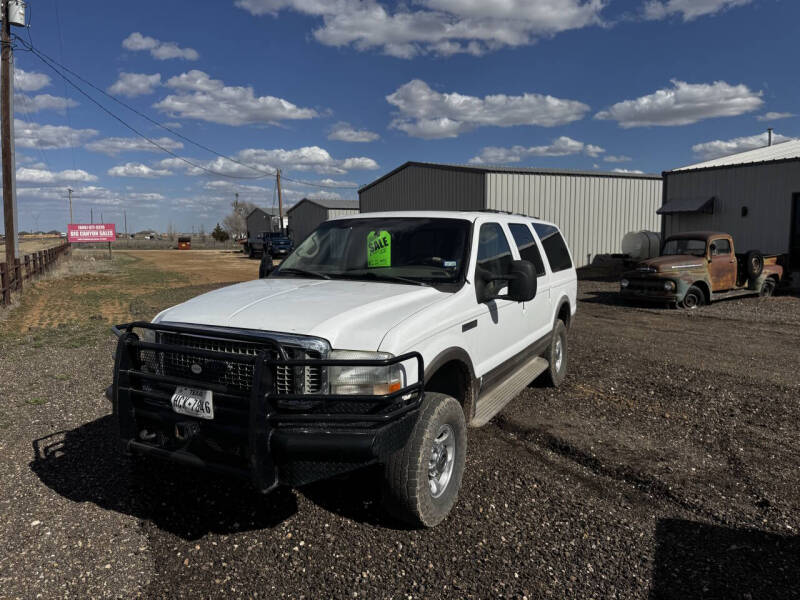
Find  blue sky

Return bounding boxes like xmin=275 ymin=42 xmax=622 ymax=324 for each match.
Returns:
xmin=7 ymin=0 xmax=799 ymax=233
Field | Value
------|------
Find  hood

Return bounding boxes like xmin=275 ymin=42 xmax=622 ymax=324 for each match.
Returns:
xmin=154 ymin=277 xmax=447 ymax=350
xmin=635 ymin=255 xmax=706 ymax=273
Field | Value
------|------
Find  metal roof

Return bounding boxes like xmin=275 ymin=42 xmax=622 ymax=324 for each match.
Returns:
xmin=286 ymin=198 xmax=360 ymax=213
xmin=657 ymin=196 xmax=715 ymax=215
xmin=670 ymin=139 xmax=800 ymax=172
xmin=359 ymin=161 xmax=662 ymax=193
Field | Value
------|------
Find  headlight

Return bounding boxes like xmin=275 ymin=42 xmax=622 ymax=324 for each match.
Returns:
xmin=329 ymin=350 xmax=404 ymax=396
xmin=620 ymin=278 xmax=630 ymax=288
xmin=663 ymin=281 xmax=676 ymax=292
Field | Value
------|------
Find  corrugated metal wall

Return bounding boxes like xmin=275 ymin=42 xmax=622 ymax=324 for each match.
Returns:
xmin=486 ymin=173 xmax=663 ymax=268
xmin=664 ymin=161 xmax=800 ymax=255
xmin=288 ymin=202 xmax=327 ymax=244
xmin=360 ymin=165 xmax=485 ymax=212
xmin=288 ymin=204 xmax=360 ymax=244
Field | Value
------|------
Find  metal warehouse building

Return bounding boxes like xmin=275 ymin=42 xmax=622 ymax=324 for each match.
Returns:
xmin=661 ymin=140 xmax=800 ymax=269
xmin=287 ymin=198 xmax=360 ymax=243
xmin=358 ymin=162 xmax=663 ymax=268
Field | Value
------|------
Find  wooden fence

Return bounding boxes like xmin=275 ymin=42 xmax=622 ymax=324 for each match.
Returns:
xmin=0 ymin=241 xmax=70 ymax=306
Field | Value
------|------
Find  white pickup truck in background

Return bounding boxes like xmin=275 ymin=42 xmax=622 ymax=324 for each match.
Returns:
xmin=112 ymin=211 xmax=577 ymax=527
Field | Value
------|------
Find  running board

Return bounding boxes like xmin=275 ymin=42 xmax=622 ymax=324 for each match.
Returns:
xmin=471 ymin=356 xmax=549 ymax=427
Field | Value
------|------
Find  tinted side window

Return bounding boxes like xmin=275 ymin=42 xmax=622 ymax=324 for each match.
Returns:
xmin=532 ymin=223 xmax=572 ymax=272
xmin=477 ymin=223 xmax=513 ymax=295
xmin=508 ymin=223 xmax=545 ymax=276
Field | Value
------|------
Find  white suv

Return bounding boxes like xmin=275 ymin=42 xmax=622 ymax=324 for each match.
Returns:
xmin=111 ymin=211 xmax=577 ymax=527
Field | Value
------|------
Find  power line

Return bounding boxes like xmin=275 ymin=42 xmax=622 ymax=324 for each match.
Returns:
xmin=51 ymin=0 xmax=77 ymax=171
xmin=16 ymin=38 xmax=272 ymax=181
xmin=13 ymin=35 xmax=361 ymax=190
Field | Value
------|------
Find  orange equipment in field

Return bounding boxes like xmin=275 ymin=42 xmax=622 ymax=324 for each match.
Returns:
xmin=178 ymin=237 xmax=191 ymax=250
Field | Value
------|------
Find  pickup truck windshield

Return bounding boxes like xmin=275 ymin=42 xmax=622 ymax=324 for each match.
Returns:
xmin=662 ymin=238 xmax=707 ymax=257
xmin=274 ymin=217 xmax=471 ymax=285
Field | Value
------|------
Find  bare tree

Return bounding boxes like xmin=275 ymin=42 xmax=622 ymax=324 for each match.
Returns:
xmin=222 ymin=199 xmax=258 ymax=239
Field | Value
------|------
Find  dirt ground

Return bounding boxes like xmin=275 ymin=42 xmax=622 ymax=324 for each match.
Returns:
xmin=0 ymin=252 xmax=798 ymax=599
xmin=0 ymin=238 xmax=65 ymax=256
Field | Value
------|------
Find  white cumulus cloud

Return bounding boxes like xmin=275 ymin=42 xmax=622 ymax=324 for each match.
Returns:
xmin=15 ymin=119 xmax=98 ymax=149
xmin=85 ymin=136 xmax=184 ymax=156
xmin=122 ymin=32 xmax=199 ymax=60
xmin=595 ymin=79 xmax=763 ymax=128
xmin=15 ymin=68 xmax=51 ymax=92
xmin=691 ymin=131 xmax=794 ymax=161
xmin=756 ymin=112 xmax=796 ymax=122
xmin=611 ymin=168 xmax=645 ymax=174
xmin=328 ymin=122 xmax=380 ymax=142
xmin=603 ymin=155 xmax=632 ymax=163
xmin=643 ymin=0 xmax=752 ymax=21
xmin=388 ymin=79 xmax=589 ymax=139
xmin=235 ymin=0 xmax=606 ymax=58
xmin=108 ymin=162 xmax=174 ymax=178
xmin=158 ymin=146 xmax=379 ymax=177
xmin=154 ymin=70 xmax=318 ymax=126
xmin=15 ymin=93 xmax=78 ymax=113
xmin=469 ymin=136 xmax=604 ymax=164
xmin=108 ymin=72 xmax=162 ymax=97
xmin=16 ymin=167 xmax=97 ymax=185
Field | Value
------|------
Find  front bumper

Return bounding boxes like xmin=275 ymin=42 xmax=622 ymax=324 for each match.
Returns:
xmin=111 ymin=322 xmax=423 ymax=491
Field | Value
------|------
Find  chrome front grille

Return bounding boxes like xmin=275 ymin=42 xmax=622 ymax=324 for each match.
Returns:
xmin=144 ymin=331 xmax=324 ymax=394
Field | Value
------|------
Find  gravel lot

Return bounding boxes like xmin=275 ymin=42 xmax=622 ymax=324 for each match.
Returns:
xmin=1 ymin=259 xmax=798 ymax=599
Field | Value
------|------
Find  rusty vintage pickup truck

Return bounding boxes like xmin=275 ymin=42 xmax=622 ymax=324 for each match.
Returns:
xmin=620 ymin=231 xmax=784 ymax=309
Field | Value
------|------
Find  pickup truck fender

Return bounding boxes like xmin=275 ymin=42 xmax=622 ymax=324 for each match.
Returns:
xmin=423 ymin=347 xmax=479 ymax=422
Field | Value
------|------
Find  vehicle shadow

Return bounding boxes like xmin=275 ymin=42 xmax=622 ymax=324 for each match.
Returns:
xmin=650 ymin=518 xmax=800 ymax=600
xmin=297 ymin=466 xmax=417 ymax=531
xmin=580 ymin=291 xmax=659 ymax=308
xmin=30 ymin=415 xmax=298 ymax=541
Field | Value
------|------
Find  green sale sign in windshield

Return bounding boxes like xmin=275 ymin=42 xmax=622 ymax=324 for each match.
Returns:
xmin=367 ymin=230 xmax=392 ymax=267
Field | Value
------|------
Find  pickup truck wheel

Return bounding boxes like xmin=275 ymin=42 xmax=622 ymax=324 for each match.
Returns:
xmin=759 ymin=278 xmax=776 ymax=297
xmin=382 ymin=392 xmax=466 ymax=528
xmin=745 ymin=250 xmax=764 ymax=279
xmin=543 ymin=320 xmax=568 ymax=387
xmin=681 ymin=286 xmax=705 ymax=310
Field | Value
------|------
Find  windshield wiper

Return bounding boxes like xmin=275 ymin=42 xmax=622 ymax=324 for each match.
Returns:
xmin=337 ymin=270 xmax=431 ymax=287
xmin=274 ymin=267 xmax=331 ymax=280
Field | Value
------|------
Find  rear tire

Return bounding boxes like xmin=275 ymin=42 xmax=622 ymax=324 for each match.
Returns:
xmin=543 ymin=320 xmax=568 ymax=387
xmin=681 ymin=285 xmax=705 ymax=310
xmin=382 ymin=393 xmax=466 ymax=528
xmin=745 ymin=250 xmax=764 ymax=279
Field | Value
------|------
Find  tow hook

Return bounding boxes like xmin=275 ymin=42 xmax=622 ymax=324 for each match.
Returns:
xmin=175 ymin=421 xmax=201 ymax=441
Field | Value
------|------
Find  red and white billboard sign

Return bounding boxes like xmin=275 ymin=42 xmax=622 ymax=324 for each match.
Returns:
xmin=68 ymin=223 xmax=116 ymax=243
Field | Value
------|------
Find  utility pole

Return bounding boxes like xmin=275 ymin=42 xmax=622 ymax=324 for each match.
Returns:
xmin=124 ymin=209 xmax=127 ymax=237
xmin=67 ymin=188 xmax=74 ymax=225
xmin=768 ymin=128 xmax=773 ymax=147
xmin=276 ymin=169 xmax=284 ymax=234
xmin=1 ymin=0 xmax=20 ymax=270
xmin=90 ymin=208 xmax=93 ymax=224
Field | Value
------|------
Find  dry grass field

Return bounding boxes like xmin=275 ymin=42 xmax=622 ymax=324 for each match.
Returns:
xmin=0 ymin=237 xmax=65 ymax=256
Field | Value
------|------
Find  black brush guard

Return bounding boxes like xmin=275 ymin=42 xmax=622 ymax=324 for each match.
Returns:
xmin=111 ymin=321 xmax=424 ymax=492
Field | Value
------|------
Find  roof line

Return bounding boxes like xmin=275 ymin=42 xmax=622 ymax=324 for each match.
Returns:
xmin=358 ymin=161 xmax=662 ymax=193
xmin=664 ymin=155 xmax=800 ymax=176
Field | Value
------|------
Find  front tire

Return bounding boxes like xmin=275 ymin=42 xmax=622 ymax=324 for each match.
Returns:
xmin=543 ymin=320 xmax=568 ymax=387
xmin=681 ymin=285 xmax=705 ymax=310
xmin=382 ymin=393 xmax=466 ymax=528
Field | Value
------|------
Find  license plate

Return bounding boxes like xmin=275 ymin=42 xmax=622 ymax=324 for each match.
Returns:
xmin=171 ymin=386 xmax=214 ymax=420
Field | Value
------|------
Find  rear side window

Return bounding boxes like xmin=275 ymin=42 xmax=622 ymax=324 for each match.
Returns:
xmin=532 ymin=223 xmax=572 ymax=273
xmin=477 ymin=223 xmax=513 ymax=296
xmin=508 ymin=223 xmax=545 ymax=276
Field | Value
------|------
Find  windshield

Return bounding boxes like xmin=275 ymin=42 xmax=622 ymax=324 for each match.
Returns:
xmin=274 ymin=217 xmax=471 ymax=286
xmin=662 ymin=238 xmax=707 ymax=257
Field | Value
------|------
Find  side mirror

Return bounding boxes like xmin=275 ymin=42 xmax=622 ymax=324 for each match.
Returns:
xmin=475 ymin=260 xmax=537 ymax=303
xmin=259 ymin=252 xmax=274 ymax=278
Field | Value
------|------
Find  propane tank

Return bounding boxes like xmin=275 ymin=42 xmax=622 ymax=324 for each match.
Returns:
xmin=621 ymin=231 xmax=661 ymax=261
